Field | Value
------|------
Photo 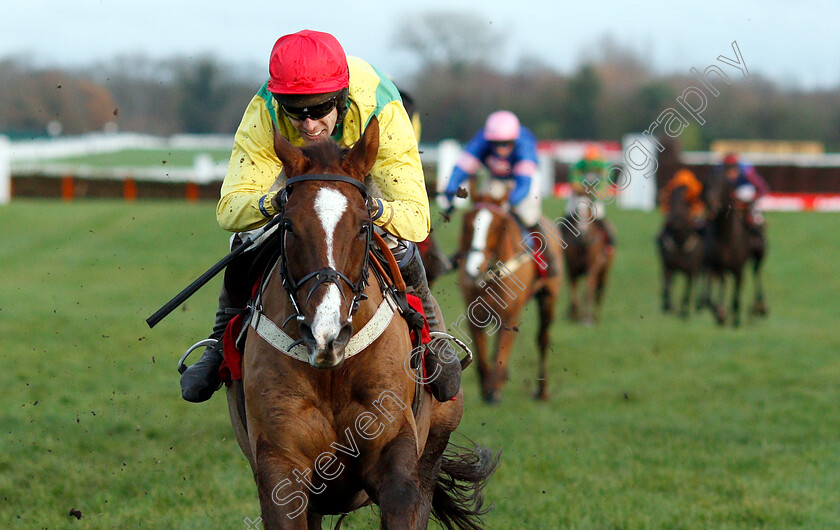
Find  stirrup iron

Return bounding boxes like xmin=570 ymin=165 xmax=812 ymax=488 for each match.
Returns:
xmin=177 ymin=338 xmax=219 ymax=375
xmin=428 ymin=331 xmax=473 ymax=370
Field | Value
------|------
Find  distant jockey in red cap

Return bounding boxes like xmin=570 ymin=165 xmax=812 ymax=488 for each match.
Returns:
xmin=721 ymin=152 xmax=770 ymax=234
xmin=179 ymin=30 xmax=461 ymax=404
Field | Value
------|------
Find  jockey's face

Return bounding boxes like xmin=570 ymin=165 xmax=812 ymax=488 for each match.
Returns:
xmin=725 ymin=165 xmax=739 ymax=180
xmin=288 ymin=108 xmax=339 ymax=144
xmin=491 ymin=140 xmax=514 ymax=158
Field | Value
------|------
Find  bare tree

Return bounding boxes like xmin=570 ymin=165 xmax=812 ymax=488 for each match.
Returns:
xmin=395 ymin=11 xmax=505 ymax=72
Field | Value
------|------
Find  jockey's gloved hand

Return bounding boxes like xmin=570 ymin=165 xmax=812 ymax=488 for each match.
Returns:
xmin=367 ymin=197 xmax=384 ymax=220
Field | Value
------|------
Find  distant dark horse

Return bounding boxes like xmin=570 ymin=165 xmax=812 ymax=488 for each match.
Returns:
xmin=702 ymin=171 xmax=768 ymax=326
xmin=657 ymin=186 xmax=705 ymax=317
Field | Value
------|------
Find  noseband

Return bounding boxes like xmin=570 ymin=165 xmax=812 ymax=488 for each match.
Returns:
xmin=274 ymin=174 xmax=373 ymax=323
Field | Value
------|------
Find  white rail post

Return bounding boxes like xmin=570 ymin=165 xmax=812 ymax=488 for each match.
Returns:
xmin=618 ymin=133 xmax=658 ymax=211
xmin=436 ymin=139 xmax=463 ymax=209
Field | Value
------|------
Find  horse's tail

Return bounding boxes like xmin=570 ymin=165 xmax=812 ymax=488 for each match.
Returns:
xmin=431 ymin=440 xmax=501 ymax=530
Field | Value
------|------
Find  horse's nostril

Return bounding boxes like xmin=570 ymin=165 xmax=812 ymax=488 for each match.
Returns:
xmin=298 ymin=322 xmax=314 ymax=344
xmin=336 ymin=322 xmax=353 ymax=346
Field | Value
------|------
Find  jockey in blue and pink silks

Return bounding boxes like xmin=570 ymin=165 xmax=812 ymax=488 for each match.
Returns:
xmin=443 ymin=111 xmax=559 ymax=275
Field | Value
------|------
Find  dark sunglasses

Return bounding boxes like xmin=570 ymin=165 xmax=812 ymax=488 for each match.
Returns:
xmin=491 ymin=140 xmax=514 ymax=149
xmin=280 ymin=97 xmax=338 ymax=121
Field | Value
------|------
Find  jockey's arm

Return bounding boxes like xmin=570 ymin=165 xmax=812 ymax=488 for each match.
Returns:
xmin=217 ymin=93 xmax=283 ymax=233
xmin=744 ymin=166 xmax=770 ymax=198
xmin=508 ymin=175 xmax=532 ymax=206
xmin=507 ymin=159 xmax=538 ymax=206
xmin=445 ymin=132 xmax=486 ymax=203
xmin=445 ymin=164 xmax=472 ymax=202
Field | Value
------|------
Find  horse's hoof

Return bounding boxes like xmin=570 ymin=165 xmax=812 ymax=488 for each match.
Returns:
xmin=482 ymin=390 xmax=501 ymax=405
xmin=532 ymin=390 xmax=550 ymax=402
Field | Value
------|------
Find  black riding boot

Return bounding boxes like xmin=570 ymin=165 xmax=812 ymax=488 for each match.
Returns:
xmin=179 ymin=284 xmax=237 ymax=403
xmin=399 ymin=245 xmax=462 ymax=402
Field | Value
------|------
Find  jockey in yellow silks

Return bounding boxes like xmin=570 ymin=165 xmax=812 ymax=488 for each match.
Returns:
xmin=180 ymin=30 xmax=461 ymax=404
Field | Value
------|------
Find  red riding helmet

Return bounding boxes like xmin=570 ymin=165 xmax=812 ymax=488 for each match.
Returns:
xmin=268 ymin=30 xmax=350 ymax=94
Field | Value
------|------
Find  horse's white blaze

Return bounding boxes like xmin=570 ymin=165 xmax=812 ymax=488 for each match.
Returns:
xmin=466 ymin=208 xmax=493 ymax=277
xmin=311 ymin=189 xmax=348 ymax=347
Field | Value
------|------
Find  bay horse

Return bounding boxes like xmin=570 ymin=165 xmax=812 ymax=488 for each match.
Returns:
xmin=225 ymin=118 xmax=497 ymax=529
xmin=457 ymin=195 xmax=562 ymax=403
xmin=702 ymin=170 xmax=767 ymax=326
xmin=657 ymin=186 xmax=705 ymax=317
xmin=557 ymin=202 xmax=613 ymax=325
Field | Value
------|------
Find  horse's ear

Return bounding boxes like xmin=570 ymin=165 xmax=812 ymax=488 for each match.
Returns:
xmin=343 ymin=117 xmax=379 ymax=180
xmin=273 ymin=128 xmax=308 ymax=177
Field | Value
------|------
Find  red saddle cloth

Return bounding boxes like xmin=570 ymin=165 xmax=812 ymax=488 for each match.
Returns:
xmin=217 ymin=293 xmax=430 ymax=386
xmin=524 ymin=232 xmax=548 ymax=279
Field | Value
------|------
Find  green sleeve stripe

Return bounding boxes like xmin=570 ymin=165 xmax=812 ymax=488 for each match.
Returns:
xmin=256 ymin=80 xmax=279 ymax=129
xmin=369 ymin=64 xmax=402 ymax=128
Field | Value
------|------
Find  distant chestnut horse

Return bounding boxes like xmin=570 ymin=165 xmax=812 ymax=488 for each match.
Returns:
xmin=225 ymin=118 xmax=497 ymax=529
xmin=558 ymin=204 xmax=613 ymax=325
xmin=457 ymin=195 xmax=563 ymax=403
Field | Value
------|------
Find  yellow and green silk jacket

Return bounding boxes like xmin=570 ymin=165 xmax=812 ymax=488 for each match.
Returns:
xmin=217 ymin=56 xmax=429 ymax=242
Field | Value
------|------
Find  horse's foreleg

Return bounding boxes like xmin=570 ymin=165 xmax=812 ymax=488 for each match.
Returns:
xmin=253 ymin=446 xmax=312 ymax=530
xmin=534 ymin=292 xmax=555 ymax=401
xmin=732 ymin=271 xmax=743 ymax=327
xmin=370 ymin=428 xmax=421 ymax=529
xmin=681 ymin=274 xmax=693 ymax=319
xmin=662 ymin=267 xmax=673 ymax=313
xmin=567 ymin=279 xmax=580 ymax=321
xmin=595 ymin=259 xmax=611 ymax=317
xmin=751 ymin=256 xmax=768 ymax=316
xmin=583 ymin=267 xmax=600 ymax=325
xmin=712 ymin=274 xmax=727 ymax=325
xmin=487 ymin=326 xmax=517 ymax=403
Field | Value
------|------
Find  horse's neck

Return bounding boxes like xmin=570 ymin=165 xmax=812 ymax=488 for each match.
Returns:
xmin=493 ymin=214 xmax=523 ymax=261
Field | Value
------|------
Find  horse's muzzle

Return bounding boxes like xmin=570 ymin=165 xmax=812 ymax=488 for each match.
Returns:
xmin=299 ymin=320 xmax=353 ymax=368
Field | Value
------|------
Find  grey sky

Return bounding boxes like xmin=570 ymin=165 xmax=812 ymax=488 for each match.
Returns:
xmin=2 ymin=0 xmax=838 ymax=89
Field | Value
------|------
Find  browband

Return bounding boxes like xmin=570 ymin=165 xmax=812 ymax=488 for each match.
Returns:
xmin=285 ymin=174 xmax=368 ymax=198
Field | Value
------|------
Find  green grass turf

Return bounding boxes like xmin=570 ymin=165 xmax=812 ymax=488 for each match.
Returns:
xmin=0 ymin=199 xmax=838 ymax=529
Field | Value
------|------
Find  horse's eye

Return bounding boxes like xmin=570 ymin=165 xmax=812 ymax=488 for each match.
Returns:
xmin=359 ymin=223 xmax=370 ymax=237
xmin=283 ymin=220 xmax=294 ymax=234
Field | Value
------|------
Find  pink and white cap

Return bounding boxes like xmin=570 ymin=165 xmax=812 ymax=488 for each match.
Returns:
xmin=483 ymin=110 xmax=521 ymax=142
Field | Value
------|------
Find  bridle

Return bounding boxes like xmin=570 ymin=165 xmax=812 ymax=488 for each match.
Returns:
xmin=273 ymin=174 xmax=373 ymax=325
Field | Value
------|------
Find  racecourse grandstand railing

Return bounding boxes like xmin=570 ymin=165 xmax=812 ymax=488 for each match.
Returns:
xmin=3 ymin=133 xmax=840 ymax=210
